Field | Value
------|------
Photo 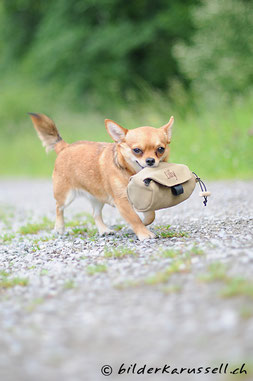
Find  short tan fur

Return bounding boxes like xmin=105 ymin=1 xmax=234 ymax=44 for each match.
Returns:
xmin=29 ymin=113 xmax=174 ymax=240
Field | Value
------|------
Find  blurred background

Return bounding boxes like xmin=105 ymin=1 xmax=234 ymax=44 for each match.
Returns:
xmin=0 ymin=0 xmax=252 ymax=178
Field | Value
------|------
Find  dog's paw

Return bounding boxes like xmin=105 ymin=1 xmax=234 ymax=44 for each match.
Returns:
xmin=54 ymin=225 xmax=65 ymax=235
xmin=137 ymin=230 xmax=156 ymax=241
xmin=99 ymin=227 xmax=114 ymax=236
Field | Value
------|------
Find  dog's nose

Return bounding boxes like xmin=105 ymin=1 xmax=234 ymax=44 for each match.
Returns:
xmin=146 ymin=158 xmax=155 ymax=166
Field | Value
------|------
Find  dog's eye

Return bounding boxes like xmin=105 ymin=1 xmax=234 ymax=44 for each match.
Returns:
xmin=157 ymin=147 xmax=165 ymax=154
xmin=132 ymin=148 xmax=143 ymax=154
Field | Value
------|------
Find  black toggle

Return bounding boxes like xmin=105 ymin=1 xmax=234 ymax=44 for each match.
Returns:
xmin=171 ymin=184 xmax=184 ymax=196
xmin=143 ymin=178 xmax=152 ymax=186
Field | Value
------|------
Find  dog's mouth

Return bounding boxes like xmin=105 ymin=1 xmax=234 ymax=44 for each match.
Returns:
xmin=135 ymin=160 xmax=159 ymax=170
xmin=135 ymin=160 xmax=145 ymax=170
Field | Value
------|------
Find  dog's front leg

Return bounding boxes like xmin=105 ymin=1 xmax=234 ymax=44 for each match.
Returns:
xmin=114 ymin=197 xmax=156 ymax=241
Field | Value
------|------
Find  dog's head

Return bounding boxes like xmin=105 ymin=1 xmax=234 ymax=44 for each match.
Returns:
xmin=105 ymin=117 xmax=174 ymax=173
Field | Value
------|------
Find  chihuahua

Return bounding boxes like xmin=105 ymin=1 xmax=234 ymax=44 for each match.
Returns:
xmin=29 ymin=113 xmax=174 ymax=240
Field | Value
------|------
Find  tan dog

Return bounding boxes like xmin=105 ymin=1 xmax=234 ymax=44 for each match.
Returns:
xmin=29 ymin=113 xmax=174 ymax=240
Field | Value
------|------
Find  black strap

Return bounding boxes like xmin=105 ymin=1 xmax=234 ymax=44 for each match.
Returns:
xmin=192 ymin=172 xmax=208 ymax=206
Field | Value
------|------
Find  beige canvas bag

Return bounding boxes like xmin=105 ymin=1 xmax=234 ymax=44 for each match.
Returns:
xmin=127 ymin=162 xmax=209 ymax=212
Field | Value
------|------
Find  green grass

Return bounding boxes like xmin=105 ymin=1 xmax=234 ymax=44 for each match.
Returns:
xmin=31 ymin=236 xmax=53 ymax=243
xmin=78 ymin=255 xmax=88 ymax=261
xmin=221 ymin=277 xmax=253 ymax=298
xmin=19 ymin=217 xmax=53 ymax=235
xmin=240 ymin=305 xmax=253 ymax=320
xmin=70 ymin=226 xmax=97 ymax=238
xmin=86 ymin=264 xmax=107 ymax=275
xmin=64 ymin=280 xmax=76 ymax=289
xmin=66 ymin=213 xmax=95 ymax=227
xmin=0 ymin=78 xmax=252 ymax=179
xmin=0 ymin=206 xmax=14 ymax=230
xmin=189 ymin=246 xmax=204 ymax=256
xmin=104 ymin=246 xmax=137 ymax=258
xmin=0 ymin=270 xmax=10 ymax=277
xmin=198 ymin=262 xmax=228 ymax=282
xmin=65 ymin=213 xmax=97 ymax=238
xmin=30 ymin=244 xmax=40 ymax=252
xmin=116 ymin=260 xmax=189 ymax=289
xmin=0 ymin=233 xmax=15 ymax=243
xmin=159 ymin=246 xmax=203 ymax=262
xmin=161 ymin=249 xmax=179 ymax=259
xmin=116 ymin=246 xmax=203 ymax=289
xmin=0 ymin=272 xmax=29 ymax=289
xmin=28 ymin=265 xmax=36 ymax=270
xmin=25 ymin=297 xmax=44 ymax=312
xmin=40 ymin=269 xmax=49 ymax=276
xmin=144 ymin=260 xmax=190 ymax=285
xmin=199 ymin=262 xmax=253 ymax=299
xmin=154 ymin=225 xmax=188 ymax=239
xmin=113 ymin=224 xmax=124 ymax=231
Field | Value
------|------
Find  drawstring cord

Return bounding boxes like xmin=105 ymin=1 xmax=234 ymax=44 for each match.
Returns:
xmin=192 ymin=172 xmax=209 ymax=206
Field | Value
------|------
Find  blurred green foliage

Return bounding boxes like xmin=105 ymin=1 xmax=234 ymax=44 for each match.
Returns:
xmin=0 ymin=85 xmax=252 ymax=179
xmin=174 ymin=0 xmax=253 ymax=99
xmin=0 ymin=0 xmax=197 ymax=99
xmin=1 ymin=0 xmax=252 ymax=100
xmin=0 ymin=0 xmax=252 ymax=178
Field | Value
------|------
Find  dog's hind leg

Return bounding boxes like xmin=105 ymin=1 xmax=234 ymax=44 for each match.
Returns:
xmin=55 ymin=203 xmax=65 ymax=234
xmin=142 ymin=211 xmax=155 ymax=226
xmin=54 ymin=188 xmax=76 ymax=234
xmin=90 ymin=198 xmax=113 ymax=236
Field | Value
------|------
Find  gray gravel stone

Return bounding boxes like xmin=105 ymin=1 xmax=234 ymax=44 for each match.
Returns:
xmin=0 ymin=179 xmax=253 ymax=381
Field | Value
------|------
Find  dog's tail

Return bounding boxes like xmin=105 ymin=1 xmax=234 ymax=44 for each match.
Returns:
xmin=28 ymin=113 xmax=68 ymax=154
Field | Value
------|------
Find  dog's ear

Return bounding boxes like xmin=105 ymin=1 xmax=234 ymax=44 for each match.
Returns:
xmin=105 ymin=119 xmax=128 ymax=142
xmin=160 ymin=116 xmax=174 ymax=142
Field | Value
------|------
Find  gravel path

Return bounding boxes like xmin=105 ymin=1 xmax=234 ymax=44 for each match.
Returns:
xmin=0 ymin=179 xmax=253 ymax=381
